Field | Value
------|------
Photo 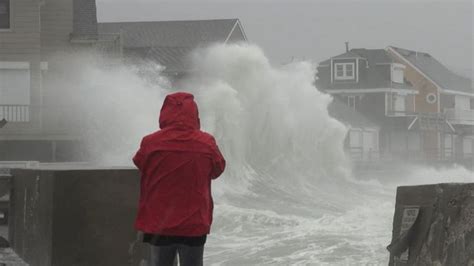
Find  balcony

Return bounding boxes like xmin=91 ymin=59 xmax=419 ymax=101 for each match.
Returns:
xmin=0 ymin=105 xmax=29 ymax=122
xmin=444 ymin=108 xmax=474 ymax=125
xmin=0 ymin=104 xmax=77 ymax=139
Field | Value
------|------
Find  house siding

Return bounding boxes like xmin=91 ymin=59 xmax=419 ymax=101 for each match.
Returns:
xmin=0 ymin=0 xmax=78 ymax=136
xmin=0 ymin=0 xmax=42 ymax=130
xmin=387 ymin=48 xmax=441 ymax=160
xmin=387 ymin=49 xmax=439 ymax=114
xmin=357 ymin=59 xmax=368 ymax=87
xmin=40 ymin=0 xmax=74 ymax=57
xmin=315 ymin=65 xmax=330 ymax=89
xmin=0 ymin=1 xmax=41 ymax=58
xmin=357 ymin=93 xmax=386 ymax=122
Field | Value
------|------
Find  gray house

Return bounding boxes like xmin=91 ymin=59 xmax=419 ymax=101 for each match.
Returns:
xmin=0 ymin=0 xmax=117 ymax=162
xmin=98 ymin=19 xmax=247 ymax=81
xmin=316 ymin=48 xmax=422 ymax=162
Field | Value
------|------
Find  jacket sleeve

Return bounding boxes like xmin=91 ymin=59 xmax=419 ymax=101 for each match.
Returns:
xmin=133 ymin=139 xmax=146 ymax=170
xmin=209 ymin=137 xmax=226 ymax=179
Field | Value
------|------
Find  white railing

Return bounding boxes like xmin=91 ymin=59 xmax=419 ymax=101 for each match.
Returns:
xmin=444 ymin=108 xmax=474 ymax=125
xmin=0 ymin=105 xmax=30 ymax=122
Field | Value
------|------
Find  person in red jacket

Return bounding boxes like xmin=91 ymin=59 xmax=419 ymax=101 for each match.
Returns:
xmin=133 ymin=92 xmax=226 ymax=266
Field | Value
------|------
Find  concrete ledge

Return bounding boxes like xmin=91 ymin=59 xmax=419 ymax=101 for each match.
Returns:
xmin=10 ymin=169 xmax=147 ymax=266
xmin=388 ymin=183 xmax=474 ymax=265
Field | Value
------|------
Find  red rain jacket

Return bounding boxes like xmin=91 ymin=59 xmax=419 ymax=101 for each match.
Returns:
xmin=133 ymin=92 xmax=226 ymax=236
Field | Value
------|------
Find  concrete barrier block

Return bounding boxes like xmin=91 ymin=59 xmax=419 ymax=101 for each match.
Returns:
xmin=388 ymin=183 xmax=474 ymax=265
xmin=10 ymin=168 xmax=148 ymax=266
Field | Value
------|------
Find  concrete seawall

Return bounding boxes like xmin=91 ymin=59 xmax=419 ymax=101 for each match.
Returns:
xmin=388 ymin=183 xmax=474 ymax=265
xmin=10 ymin=168 xmax=147 ymax=266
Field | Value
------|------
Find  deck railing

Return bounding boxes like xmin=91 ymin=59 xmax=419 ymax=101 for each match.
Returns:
xmin=0 ymin=105 xmax=30 ymax=122
xmin=444 ymin=108 xmax=474 ymax=125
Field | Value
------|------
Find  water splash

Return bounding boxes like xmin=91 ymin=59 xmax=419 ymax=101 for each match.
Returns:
xmin=45 ymin=52 xmax=169 ymax=165
xmin=180 ymin=43 xmax=350 ymax=196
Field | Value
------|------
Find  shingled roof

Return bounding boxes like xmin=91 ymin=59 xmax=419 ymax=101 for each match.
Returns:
xmin=125 ymin=47 xmax=193 ymax=73
xmin=351 ymin=49 xmax=393 ymax=65
xmin=319 ymin=49 xmax=393 ymax=66
xmin=98 ymin=19 xmax=246 ymax=72
xmin=389 ymin=46 xmax=472 ymax=94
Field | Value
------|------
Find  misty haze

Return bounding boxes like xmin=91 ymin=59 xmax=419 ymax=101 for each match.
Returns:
xmin=0 ymin=0 xmax=473 ymax=265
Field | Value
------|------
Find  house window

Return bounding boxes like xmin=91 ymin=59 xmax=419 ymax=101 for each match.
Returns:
xmin=463 ymin=137 xmax=473 ymax=157
xmin=334 ymin=63 xmax=355 ymax=80
xmin=393 ymin=94 xmax=406 ymax=112
xmin=362 ymin=130 xmax=378 ymax=160
xmin=0 ymin=0 xmax=10 ymax=29
xmin=426 ymin=93 xmax=437 ymax=104
xmin=347 ymin=96 xmax=356 ymax=109
xmin=391 ymin=64 xmax=405 ymax=84
xmin=336 ymin=64 xmax=344 ymax=77
xmin=444 ymin=134 xmax=454 ymax=159
xmin=454 ymin=95 xmax=470 ymax=110
xmin=346 ymin=64 xmax=353 ymax=77
xmin=0 ymin=62 xmax=31 ymax=122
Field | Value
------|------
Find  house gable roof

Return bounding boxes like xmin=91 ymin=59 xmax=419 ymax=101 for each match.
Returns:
xmin=125 ymin=46 xmax=193 ymax=73
xmin=98 ymin=19 xmax=243 ymax=48
xmin=388 ymin=46 xmax=472 ymax=94
xmin=316 ymin=48 xmax=414 ymax=91
xmin=98 ymin=19 xmax=246 ymax=72
xmin=319 ymin=49 xmax=392 ymax=66
xmin=351 ymin=49 xmax=393 ymax=65
xmin=332 ymin=51 xmax=364 ymax=60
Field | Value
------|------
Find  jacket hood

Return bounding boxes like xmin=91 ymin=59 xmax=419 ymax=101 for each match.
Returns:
xmin=159 ymin=92 xmax=200 ymax=130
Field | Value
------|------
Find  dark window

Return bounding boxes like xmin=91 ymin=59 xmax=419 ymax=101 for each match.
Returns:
xmin=336 ymin=65 xmax=344 ymax=77
xmin=346 ymin=64 xmax=353 ymax=76
xmin=334 ymin=63 xmax=355 ymax=80
xmin=0 ymin=0 xmax=10 ymax=29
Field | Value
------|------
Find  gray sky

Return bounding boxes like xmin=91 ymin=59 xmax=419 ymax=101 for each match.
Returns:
xmin=97 ymin=0 xmax=473 ymax=78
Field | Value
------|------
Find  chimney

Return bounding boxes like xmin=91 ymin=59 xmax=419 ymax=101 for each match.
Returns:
xmin=345 ymin=42 xmax=349 ymax=52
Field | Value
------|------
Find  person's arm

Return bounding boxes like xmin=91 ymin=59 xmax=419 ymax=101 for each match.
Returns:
xmin=133 ymin=139 xmax=146 ymax=170
xmin=209 ymin=137 xmax=226 ymax=179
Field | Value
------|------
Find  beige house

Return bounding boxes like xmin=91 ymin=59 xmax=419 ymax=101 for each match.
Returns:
xmin=387 ymin=46 xmax=474 ymax=163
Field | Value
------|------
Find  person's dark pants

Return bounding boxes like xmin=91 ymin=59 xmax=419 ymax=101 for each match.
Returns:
xmin=149 ymin=244 xmax=204 ymax=266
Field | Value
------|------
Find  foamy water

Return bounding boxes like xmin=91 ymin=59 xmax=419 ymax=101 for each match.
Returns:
xmin=52 ymin=44 xmax=474 ymax=265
